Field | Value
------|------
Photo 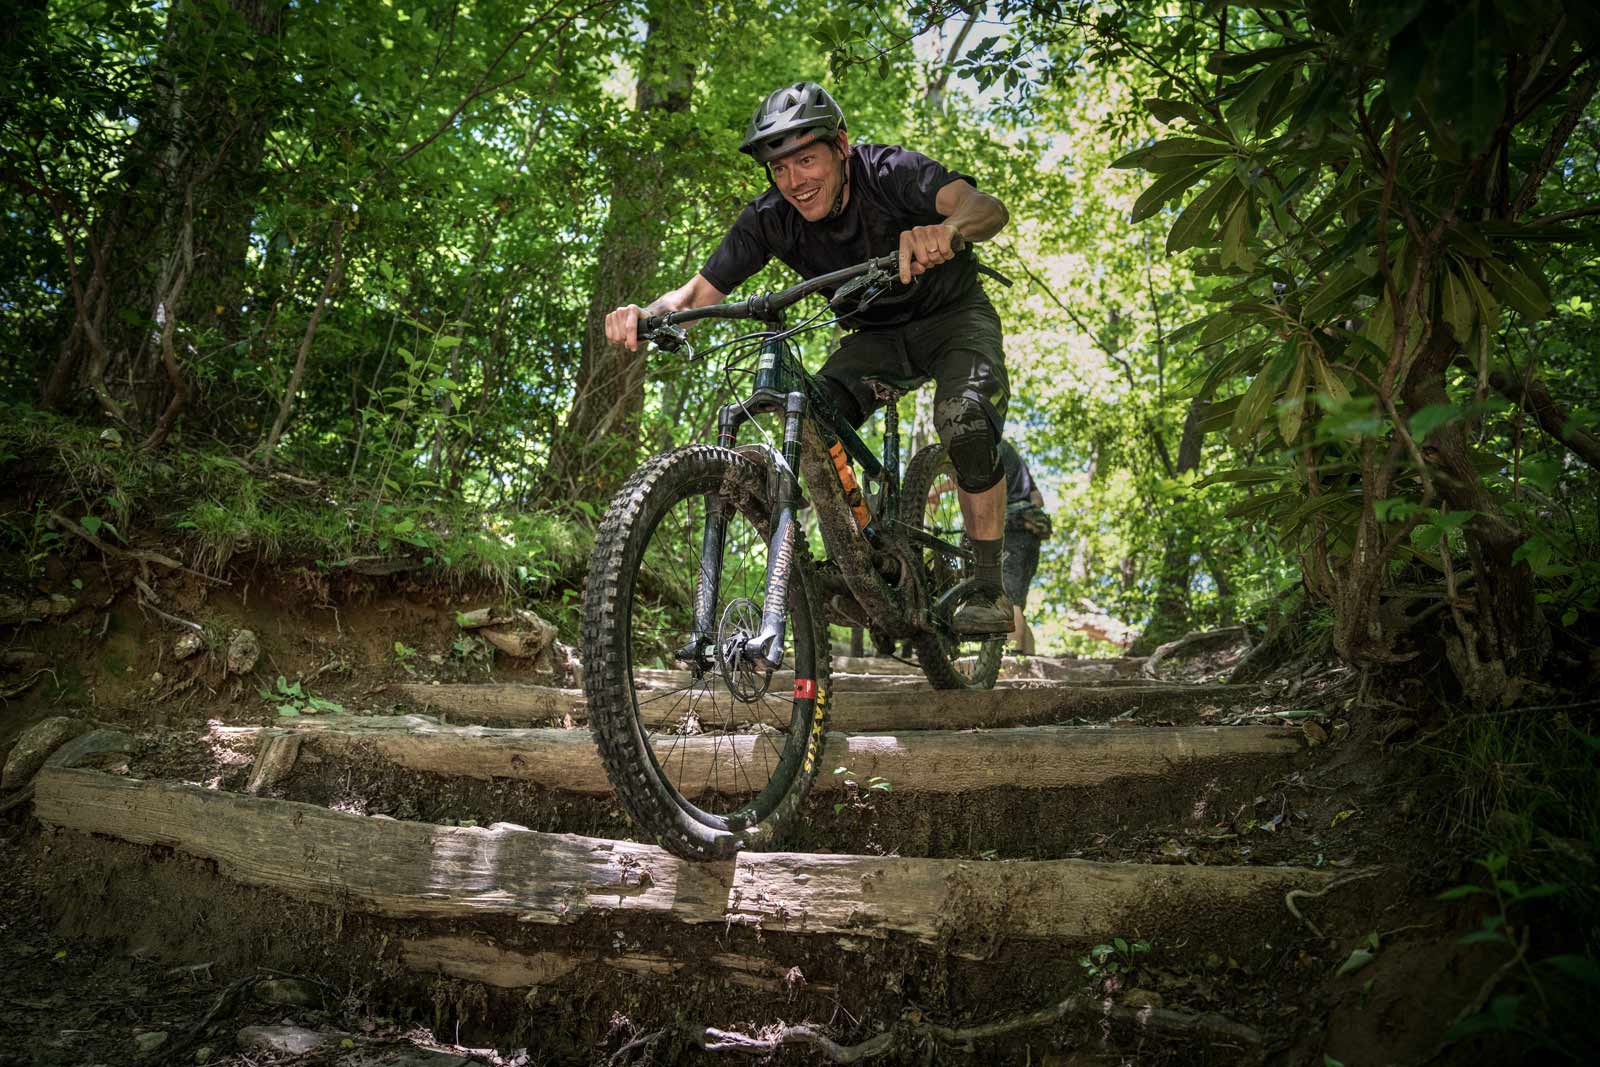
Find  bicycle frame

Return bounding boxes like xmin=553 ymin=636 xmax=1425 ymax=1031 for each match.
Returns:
xmin=641 ymin=249 xmax=971 ymax=676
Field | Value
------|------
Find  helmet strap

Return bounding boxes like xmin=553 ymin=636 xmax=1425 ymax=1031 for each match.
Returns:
xmin=826 ymin=144 xmax=850 ymax=219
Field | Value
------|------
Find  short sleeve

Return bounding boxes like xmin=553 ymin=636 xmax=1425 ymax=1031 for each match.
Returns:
xmin=701 ymin=204 xmax=772 ymax=295
xmin=875 ymin=146 xmax=977 ymax=220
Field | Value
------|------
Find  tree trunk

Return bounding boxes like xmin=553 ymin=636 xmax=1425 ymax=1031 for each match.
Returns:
xmin=1402 ymin=330 xmax=1550 ymax=700
xmin=44 ymin=0 xmax=287 ymax=433
xmin=545 ymin=0 xmax=701 ymax=501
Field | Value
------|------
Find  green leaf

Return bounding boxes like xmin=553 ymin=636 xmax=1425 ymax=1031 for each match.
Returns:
xmin=1219 ymin=195 xmax=1255 ymax=271
xmin=1131 ymin=162 xmax=1220 ymax=223
xmin=1480 ymin=256 xmax=1553 ymax=320
xmin=434 ymin=334 xmax=462 ymax=348
xmin=1302 ymin=264 xmax=1375 ymax=323
xmin=80 ymin=515 xmax=103 ymax=536
xmin=1144 ymin=98 xmax=1207 ymax=125
xmin=1141 ymin=138 xmax=1234 ymax=173
xmin=1205 ymin=41 xmax=1318 ymax=76
xmin=1544 ymin=955 xmax=1600 ymax=987
xmin=1231 ymin=346 xmax=1288 ymax=444
xmin=1335 ymin=947 xmax=1375 ymax=977
xmin=1167 ymin=175 xmax=1241 ymax=254
xmin=276 ymin=705 xmax=301 ymax=717
xmin=1457 ymin=262 xmax=1501 ymax=334
xmin=1278 ymin=350 xmax=1307 ymax=444
xmin=1440 ymin=268 xmax=1475 ymax=343
xmin=1437 ymin=884 xmax=1489 ymax=900
xmin=1458 ymin=930 xmax=1511 ymax=946
xmin=1224 ymin=57 xmax=1298 ymax=137
xmin=1408 ymin=403 xmax=1464 ymax=441
xmin=1311 ymin=352 xmax=1352 ymax=406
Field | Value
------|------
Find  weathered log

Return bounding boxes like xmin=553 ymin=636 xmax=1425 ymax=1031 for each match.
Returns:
xmin=219 ymin=716 xmax=1301 ymax=796
xmin=35 ymin=767 xmax=1346 ymax=945
xmin=245 ymin=733 xmax=301 ymax=795
xmin=392 ymin=680 xmax=1265 ymax=731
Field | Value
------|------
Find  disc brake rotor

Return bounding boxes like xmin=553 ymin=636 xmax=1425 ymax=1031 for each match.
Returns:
xmin=716 ymin=597 xmax=773 ymax=703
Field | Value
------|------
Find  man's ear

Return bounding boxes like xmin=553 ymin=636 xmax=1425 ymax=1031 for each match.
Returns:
xmin=836 ymin=130 xmax=851 ymax=158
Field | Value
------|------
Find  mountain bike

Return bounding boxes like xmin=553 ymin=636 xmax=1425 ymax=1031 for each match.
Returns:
xmin=582 ymin=248 xmax=1004 ymax=860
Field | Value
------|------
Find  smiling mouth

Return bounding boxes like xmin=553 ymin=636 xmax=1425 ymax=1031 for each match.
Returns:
xmin=792 ymin=188 xmax=821 ymax=207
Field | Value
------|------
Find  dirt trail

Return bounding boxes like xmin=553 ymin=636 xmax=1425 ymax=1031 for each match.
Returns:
xmin=0 ymin=576 xmax=1505 ymax=1066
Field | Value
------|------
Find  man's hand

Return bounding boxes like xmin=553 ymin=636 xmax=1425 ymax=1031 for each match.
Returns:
xmin=1021 ymin=505 xmax=1053 ymax=540
xmin=898 ymin=223 xmax=961 ymax=285
xmin=604 ymin=304 xmax=646 ymax=351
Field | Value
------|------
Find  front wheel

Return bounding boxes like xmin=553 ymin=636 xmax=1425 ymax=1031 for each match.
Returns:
xmin=899 ymin=443 xmax=1004 ymax=690
xmin=582 ymin=445 xmax=831 ymax=860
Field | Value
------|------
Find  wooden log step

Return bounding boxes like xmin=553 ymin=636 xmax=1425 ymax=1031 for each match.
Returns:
xmin=35 ymin=766 xmax=1346 ymax=946
xmin=222 ymin=715 xmax=1301 ymax=797
xmin=627 ymin=666 xmax=1130 ymax=691
xmin=392 ymin=680 xmax=1263 ymax=731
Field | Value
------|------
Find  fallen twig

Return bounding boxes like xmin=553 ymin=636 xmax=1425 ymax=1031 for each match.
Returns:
xmin=135 ymin=593 xmax=203 ymax=633
xmin=49 ymin=510 xmax=228 ymax=584
xmin=666 ymin=992 xmax=1264 ymax=1063
xmin=1285 ymin=870 xmax=1383 ymax=940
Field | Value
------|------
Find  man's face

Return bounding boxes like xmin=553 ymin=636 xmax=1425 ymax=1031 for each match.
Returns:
xmin=769 ymin=134 xmax=848 ymax=222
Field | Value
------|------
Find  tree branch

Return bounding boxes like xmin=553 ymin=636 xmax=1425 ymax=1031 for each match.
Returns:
xmin=1489 ymin=367 xmax=1600 ymax=471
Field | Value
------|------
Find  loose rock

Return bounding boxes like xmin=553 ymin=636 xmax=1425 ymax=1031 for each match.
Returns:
xmin=174 ymin=631 xmax=205 ymax=660
xmin=3 ymin=717 xmax=88 ymax=790
xmin=134 ymin=1031 xmax=169 ymax=1054
xmin=1121 ymin=988 xmax=1164 ymax=1009
xmin=226 ymin=629 xmax=260 ymax=675
xmin=238 ymin=1024 xmax=332 ymax=1055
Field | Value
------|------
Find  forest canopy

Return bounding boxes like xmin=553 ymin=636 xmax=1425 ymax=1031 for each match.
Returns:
xmin=3 ymin=0 xmax=1597 ymax=703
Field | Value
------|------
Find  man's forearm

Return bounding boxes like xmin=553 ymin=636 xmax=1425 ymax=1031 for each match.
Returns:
xmin=647 ymin=272 xmax=726 ymax=316
xmin=946 ymin=193 xmax=1009 ymax=243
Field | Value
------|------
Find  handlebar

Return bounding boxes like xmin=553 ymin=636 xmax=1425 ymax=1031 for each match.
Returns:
xmin=635 ymin=234 xmax=968 ymax=342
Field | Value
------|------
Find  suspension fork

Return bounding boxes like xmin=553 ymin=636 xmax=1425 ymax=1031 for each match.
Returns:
xmin=747 ymin=390 xmax=805 ymax=668
xmin=680 ymin=391 xmax=806 ymax=671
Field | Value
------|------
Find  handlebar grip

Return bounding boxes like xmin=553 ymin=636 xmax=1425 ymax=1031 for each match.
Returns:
xmin=636 ymin=313 xmax=662 ymax=340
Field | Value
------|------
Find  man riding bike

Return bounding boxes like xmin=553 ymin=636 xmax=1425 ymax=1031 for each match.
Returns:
xmin=603 ymin=80 xmax=1016 ymax=634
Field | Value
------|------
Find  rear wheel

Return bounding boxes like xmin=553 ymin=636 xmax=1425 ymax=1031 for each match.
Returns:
xmin=899 ymin=443 xmax=1003 ymax=690
xmin=582 ymin=445 xmax=831 ymax=860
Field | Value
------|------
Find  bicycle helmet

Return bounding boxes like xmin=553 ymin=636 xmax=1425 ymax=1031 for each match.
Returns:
xmin=740 ymin=81 xmax=847 ymax=164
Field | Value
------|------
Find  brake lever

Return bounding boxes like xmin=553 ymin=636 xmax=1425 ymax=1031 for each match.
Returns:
xmin=829 ymin=261 xmax=895 ymax=310
xmin=650 ymin=323 xmax=691 ymax=354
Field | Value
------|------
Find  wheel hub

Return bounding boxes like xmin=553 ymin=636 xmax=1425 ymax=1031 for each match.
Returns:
xmin=716 ymin=597 xmax=774 ymax=702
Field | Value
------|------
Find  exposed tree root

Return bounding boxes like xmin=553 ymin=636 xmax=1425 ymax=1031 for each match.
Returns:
xmin=48 ymin=510 xmax=225 ymax=582
xmin=615 ymin=996 xmax=1263 ymax=1064
xmin=1143 ymin=626 xmax=1248 ymax=680
xmin=1285 ymin=870 xmax=1382 ymax=940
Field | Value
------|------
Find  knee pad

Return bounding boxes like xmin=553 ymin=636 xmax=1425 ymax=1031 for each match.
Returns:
xmin=935 ymin=395 xmax=1003 ymax=493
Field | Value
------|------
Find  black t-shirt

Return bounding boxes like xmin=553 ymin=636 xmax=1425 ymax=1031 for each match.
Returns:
xmin=701 ymin=143 xmax=985 ymax=328
xmin=1000 ymin=440 xmax=1037 ymax=510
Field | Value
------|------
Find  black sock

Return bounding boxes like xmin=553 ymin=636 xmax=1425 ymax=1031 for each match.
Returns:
xmin=970 ymin=537 xmax=1003 ymax=594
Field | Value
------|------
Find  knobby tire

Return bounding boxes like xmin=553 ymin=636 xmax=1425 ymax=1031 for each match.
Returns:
xmin=582 ymin=445 xmax=831 ymax=860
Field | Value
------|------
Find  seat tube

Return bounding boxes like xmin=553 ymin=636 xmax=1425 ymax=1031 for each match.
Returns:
xmin=749 ymin=390 xmax=805 ymax=668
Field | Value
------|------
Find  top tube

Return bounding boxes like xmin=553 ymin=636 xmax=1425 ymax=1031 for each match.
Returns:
xmin=636 ymin=252 xmax=901 ymax=340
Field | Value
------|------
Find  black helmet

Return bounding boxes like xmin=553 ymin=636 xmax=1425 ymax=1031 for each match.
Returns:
xmin=739 ymin=81 xmax=847 ymax=164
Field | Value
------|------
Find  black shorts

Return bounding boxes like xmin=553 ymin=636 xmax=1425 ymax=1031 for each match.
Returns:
xmin=815 ymin=298 xmax=1009 ymax=434
xmin=1003 ymin=527 xmax=1042 ymax=608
